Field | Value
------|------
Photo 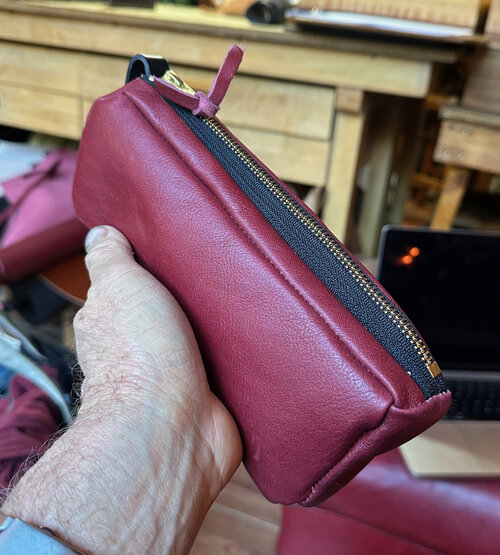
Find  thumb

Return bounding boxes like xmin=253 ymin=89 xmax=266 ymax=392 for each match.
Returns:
xmin=84 ymin=225 xmax=136 ymax=285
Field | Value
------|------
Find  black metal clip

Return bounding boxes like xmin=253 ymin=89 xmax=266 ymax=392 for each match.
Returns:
xmin=125 ymin=54 xmax=170 ymax=85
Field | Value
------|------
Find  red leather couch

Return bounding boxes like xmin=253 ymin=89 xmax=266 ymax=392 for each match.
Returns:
xmin=278 ymin=449 xmax=500 ymax=554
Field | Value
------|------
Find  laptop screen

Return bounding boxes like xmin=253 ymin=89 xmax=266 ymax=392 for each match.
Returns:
xmin=378 ymin=227 xmax=500 ymax=372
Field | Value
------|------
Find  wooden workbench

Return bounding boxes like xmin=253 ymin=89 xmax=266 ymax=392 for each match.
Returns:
xmin=0 ymin=0 xmax=463 ymax=250
xmin=432 ymin=104 xmax=500 ymax=229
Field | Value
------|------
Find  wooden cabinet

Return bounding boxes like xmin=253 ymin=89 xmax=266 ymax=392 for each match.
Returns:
xmin=0 ymin=82 xmax=81 ymax=139
xmin=0 ymin=42 xmax=335 ymax=186
xmin=0 ymin=1 xmax=457 ymax=250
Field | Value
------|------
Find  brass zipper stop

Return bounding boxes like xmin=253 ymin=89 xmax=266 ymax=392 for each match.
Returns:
xmin=428 ymin=361 xmax=441 ymax=378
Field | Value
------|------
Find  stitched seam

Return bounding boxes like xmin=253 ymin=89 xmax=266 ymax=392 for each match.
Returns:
xmin=124 ymin=90 xmax=387 ymax=389
xmin=301 ymin=403 xmax=393 ymax=505
xmin=301 ymin=390 xmax=449 ymax=505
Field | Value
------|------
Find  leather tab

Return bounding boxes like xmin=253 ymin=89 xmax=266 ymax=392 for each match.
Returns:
xmin=153 ymin=45 xmax=244 ymax=118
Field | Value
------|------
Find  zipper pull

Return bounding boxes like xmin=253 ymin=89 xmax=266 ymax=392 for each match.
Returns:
xmin=153 ymin=45 xmax=244 ymax=118
xmin=162 ymin=69 xmax=195 ymax=96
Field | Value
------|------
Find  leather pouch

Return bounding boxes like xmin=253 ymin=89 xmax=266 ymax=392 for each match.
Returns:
xmin=0 ymin=150 xmax=87 ymax=282
xmin=73 ymin=46 xmax=451 ymax=506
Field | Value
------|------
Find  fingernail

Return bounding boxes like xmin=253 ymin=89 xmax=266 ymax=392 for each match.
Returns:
xmin=85 ymin=226 xmax=108 ymax=253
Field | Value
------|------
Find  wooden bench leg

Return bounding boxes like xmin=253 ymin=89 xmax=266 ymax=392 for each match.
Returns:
xmin=430 ymin=165 xmax=470 ymax=229
xmin=323 ymin=91 xmax=367 ymax=242
xmin=357 ymin=98 xmax=404 ymax=256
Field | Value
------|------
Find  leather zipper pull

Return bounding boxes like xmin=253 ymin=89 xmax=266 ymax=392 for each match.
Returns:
xmin=153 ymin=45 xmax=244 ymax=118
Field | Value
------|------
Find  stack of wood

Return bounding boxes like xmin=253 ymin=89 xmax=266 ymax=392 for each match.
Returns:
xmin=296 ymin=0 xmax=485 ymax=30
xmin=462 ymin=0 xmax=500 ymax=113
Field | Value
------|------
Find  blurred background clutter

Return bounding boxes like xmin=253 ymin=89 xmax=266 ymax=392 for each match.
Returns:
xmin=0 ymin=0 xmax=499 ymax=553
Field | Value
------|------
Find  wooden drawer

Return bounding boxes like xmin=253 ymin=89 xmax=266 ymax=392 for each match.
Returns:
xmin=228 ymin=126 xmax=329 ymax=186
xmin=1 ymin=44 xmax=332 ymax=185
xmin=0 ymin=83 xmax=81 ymax=139
xmin=0 ymin=42 xmax=80 ymax=94
xmin=80 ymin=53 xmax=335 ymax=140
xmin=80 ymin=53 xmax=125 ymax=99
xmin=180 ymin=66 xmax=335 ymax=140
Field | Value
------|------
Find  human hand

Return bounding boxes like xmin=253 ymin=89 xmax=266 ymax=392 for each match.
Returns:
xmin=1 ymin=225 xmax=242 ymax=554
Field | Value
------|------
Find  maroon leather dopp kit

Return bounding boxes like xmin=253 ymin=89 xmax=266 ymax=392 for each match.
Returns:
xmin=73 ymin=46 xmax=451 ymax=506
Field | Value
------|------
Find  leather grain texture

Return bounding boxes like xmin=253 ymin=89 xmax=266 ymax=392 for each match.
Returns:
xmin=73 ymin=78 xmax=451 ymax=505
xmin=281 ymin=449 xmax=500 ymax=555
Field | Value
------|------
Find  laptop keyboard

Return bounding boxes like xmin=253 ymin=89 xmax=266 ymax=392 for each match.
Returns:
xmin=444 ymin=379 xmax=500 ymax=420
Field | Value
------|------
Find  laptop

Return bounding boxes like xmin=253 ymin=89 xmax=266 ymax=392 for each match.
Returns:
xmin=377 ymin=226 xmax=500 ymax=477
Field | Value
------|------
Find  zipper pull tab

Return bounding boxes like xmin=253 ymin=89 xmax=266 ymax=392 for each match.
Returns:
xmin=153 ymin=45 xmax=244 ymax=118
xmin=162 ymin=69 xmax=196 ymax=96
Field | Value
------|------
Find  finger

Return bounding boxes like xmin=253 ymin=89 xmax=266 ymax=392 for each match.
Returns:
xmin=84 ymin=225 xmax=136 ymax=285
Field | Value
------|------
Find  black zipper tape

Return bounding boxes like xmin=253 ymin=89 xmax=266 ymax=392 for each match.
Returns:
xmin=168 ymin=100 xmax=447 ymax=399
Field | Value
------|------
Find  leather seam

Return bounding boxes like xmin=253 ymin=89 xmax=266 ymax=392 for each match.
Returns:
xmin=301 ymin=391 xmax=449 ymax=505
xmin=124 ymin=89 xmax=390 ymax=400
xmin=301 ymin=403 xmax=393 ymax=505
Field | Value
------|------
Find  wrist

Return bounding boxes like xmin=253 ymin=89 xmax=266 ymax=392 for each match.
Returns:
xmin=1 ymin=399 xmax=218 ymax=554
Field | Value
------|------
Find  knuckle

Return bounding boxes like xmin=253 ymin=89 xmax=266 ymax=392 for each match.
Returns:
xmin=85 ymin=242 xmax=114 ymax=267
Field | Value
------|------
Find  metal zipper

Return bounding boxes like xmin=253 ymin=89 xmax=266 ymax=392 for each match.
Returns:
xmin=203 ymin=117 xmax=441 ymax=380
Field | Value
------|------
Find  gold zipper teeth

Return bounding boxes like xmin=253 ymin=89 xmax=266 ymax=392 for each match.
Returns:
xmin=204 ymin=118 xmax=436 ymax=370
